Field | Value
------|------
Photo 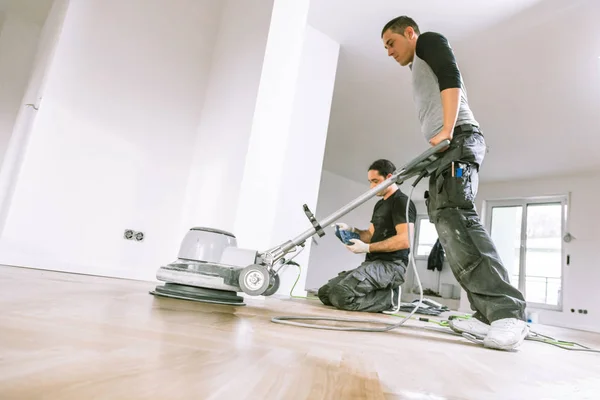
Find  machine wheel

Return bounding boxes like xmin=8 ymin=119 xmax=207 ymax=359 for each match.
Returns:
xmin=239 ymin=264 xmax=271 ymax=296
xmin=263 ymin=274 xmax=280 ymax=297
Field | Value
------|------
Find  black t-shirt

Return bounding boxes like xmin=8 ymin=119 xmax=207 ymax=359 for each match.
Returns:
xmin=366 ymin=189 xmax=417 ymax=264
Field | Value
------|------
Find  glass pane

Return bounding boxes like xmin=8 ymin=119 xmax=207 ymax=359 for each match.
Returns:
xmin=416 ymin=218 xmax=438 ymax=256
xmin=490 ymin=206 xmax=522 ymax=289
xmin=525 ymin=203 xmax=562 ymax=305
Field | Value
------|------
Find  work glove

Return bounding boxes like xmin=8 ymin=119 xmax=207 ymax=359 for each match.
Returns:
xmin=346 ymin=238 xmax=370 ymax=254
xmin=332 ymin=222 xmax=354 ymax=232
xmin=332 ymin=223 xmax=360 ymax=245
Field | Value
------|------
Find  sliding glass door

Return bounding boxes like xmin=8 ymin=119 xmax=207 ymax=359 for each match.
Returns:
xmin=485 ymin=196 xmax=567 ymax=309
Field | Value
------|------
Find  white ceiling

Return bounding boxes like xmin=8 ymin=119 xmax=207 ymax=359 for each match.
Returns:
xmin=309 ymin=0 xmax=600 ymax=185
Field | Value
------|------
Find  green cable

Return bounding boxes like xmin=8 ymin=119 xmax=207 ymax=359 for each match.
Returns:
xmin=288 ymin=263 xmax=319 ymax=300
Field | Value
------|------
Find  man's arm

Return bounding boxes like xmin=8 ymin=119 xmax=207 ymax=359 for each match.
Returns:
xmin=367 ymin=223 xmax=412 ymax=253
xmin=416 ymin=32 xmax=462 ymax=145
xmin=354 ymin=224 xmax=374 ymax=243
xmin=437 ymin=89 xmax=461 ymax=141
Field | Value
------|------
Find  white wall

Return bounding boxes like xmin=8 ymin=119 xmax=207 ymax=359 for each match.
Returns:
xmin=0 ymin=0 xmax=223 ymax=281
xmin=0 ymin=12 xmax=40 ymax=165
xmin=0 ymin=0 xmax=341 ymax=296
xmin=461 ymin=171 xmax=600 ymax=333
xmin=0 ymin=0 xmax=69 ymax=240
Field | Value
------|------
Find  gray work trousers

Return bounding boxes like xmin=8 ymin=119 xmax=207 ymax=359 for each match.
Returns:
xmin=317 ymin=259 xmax=405 ymax=313
xmin=426 ymin=125 xmax=526 ymax=323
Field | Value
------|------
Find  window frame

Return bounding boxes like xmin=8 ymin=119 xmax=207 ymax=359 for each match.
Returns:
xmin=483 ymin=195 xmax=568 ymax=311
xmin=413 ymin=214 xmax=438 ymax=260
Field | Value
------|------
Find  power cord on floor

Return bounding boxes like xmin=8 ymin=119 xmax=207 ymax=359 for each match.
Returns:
xmin=277 ymin=267 xmax=600 ymax=353
xmin=279 ymin=261 xmax=600 ymax=353
xmin=287 ymin=262 xmax=317 ymax=300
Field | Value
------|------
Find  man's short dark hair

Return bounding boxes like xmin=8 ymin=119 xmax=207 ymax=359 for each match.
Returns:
xmin=381 ymin=16 xmax=420 ymax=37
xmin=369 ymin=159 xmax=396 ymax=177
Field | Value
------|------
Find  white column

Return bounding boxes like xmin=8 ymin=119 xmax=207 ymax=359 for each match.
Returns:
xmin=269 ymin=26 xmax=341 ymax=296
xmin=235 ymin=0 xmax=340 ymax=296
xmin=234 ymin=0 xmax=311 ymax=250
xmin=179 ymin=0 xmax=274 ymax=235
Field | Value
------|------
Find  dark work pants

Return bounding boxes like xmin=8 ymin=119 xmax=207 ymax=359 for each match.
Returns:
xmin=317 ymin=259 xmax=405 ymax=313
xmin=426 ymin=125 xmax=526 ymax=323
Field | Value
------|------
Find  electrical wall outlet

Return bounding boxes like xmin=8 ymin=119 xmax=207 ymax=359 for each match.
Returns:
xmin=124 ymin=229 xmax=145 ymax=242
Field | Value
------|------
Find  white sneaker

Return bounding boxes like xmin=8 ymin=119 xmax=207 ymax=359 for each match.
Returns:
xmin=449 ymin=317 xmax=490 ymax=338
xmin=483 ymin=318 xmax=529 ymax=351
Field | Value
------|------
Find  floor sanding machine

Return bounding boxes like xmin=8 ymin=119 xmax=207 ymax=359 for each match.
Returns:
xmin=150 ymin=140 xmax=450 ymax=305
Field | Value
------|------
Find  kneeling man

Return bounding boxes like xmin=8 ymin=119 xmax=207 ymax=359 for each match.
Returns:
xmin=318 ymin=159 xmax=417 ymax=312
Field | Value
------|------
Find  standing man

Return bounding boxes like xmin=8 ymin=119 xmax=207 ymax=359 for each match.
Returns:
xmin=381 ymin=16 xmax=528 ymax=351
xmin=317 ymin=159 xmax=417 ymax=313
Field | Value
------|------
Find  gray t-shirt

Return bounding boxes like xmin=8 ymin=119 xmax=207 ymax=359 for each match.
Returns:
xmin=409 ymin=32 xmax=478 ymax=141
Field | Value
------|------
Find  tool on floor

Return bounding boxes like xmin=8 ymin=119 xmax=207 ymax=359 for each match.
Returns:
xmin=150 ymin=140 xmax=450 ymax=306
